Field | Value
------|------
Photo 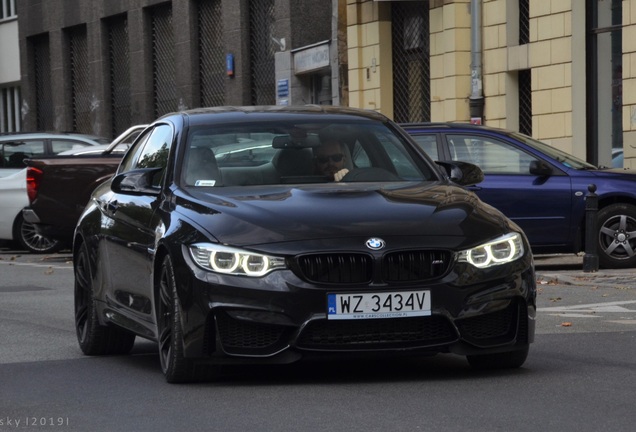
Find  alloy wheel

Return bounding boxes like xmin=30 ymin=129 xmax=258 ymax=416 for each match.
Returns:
xmin=599 ymin=214 xmax=636 ymax=261
xmin=19 ymin=218 xmax=61 ymax=253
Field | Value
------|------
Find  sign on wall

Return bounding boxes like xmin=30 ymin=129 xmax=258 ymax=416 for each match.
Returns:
xmin=293 ymin=42 xmax=330 ymax=75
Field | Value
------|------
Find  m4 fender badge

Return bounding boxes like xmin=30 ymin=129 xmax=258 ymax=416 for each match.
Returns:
xmin=366 ymin=238 xmax=386 ymax=250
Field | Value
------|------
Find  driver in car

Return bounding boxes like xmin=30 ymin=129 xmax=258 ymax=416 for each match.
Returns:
xmin=313 ymin=139 xmax=350 ymax=182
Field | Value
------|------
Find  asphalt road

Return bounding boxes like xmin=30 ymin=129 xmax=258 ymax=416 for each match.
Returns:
xmin=1 ymin=249 xmax=635 ymax=432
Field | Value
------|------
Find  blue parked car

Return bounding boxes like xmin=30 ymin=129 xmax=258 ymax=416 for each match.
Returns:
xmin=401 ymin=123 xmax=636 ymax=269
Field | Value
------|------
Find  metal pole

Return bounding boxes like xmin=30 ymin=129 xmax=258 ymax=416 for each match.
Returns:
xmin=583 ymin=184 xmax=599 ymax=272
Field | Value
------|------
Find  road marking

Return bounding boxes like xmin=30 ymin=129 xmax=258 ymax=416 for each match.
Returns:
xmin=539 ymin=300 xmax=636 ymax=314
xmin=540 ymin=300 xmax=636 ymax=321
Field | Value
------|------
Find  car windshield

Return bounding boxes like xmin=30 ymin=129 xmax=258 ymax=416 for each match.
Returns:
xmin=510 ymin=131 xmax=597 ymax=170
xmin=181 ymin=119 xmax=435 ymax=187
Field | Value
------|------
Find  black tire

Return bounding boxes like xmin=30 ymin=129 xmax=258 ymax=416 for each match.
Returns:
xmin=74 ymin=243 xmax=136 ymax=355
xmin=13 ymin=214 xmax=62 ymax=254
xmin=157 ymin=255 xmax=202 ymax=383
xmin=466 ymin=346 xmax=529 ymax=370
xmin=597 ymin=203 xmax=636 ymax=269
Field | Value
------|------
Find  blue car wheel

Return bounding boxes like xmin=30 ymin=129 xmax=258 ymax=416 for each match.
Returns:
xmin=597 ymin=203 xmax=636 ymax=269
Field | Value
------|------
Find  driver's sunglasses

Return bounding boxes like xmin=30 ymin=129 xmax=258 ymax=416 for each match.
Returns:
xmin=315 ymin=153 xmax=344 ymax=164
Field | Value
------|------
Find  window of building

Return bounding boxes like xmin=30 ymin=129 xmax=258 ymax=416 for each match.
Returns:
xmin=249 ymin=0 xmax=275 ymax=105
xmin=391 ymin=1 xmax=430 ymax=123
xmin=519 ymin=0 xmax=529 ymax=45
xmin=66 ymin=25 xmax=91 ymax=134
xmin=29 ymin=34 xmax=54 ymax=131
xmin=0 ymin=0 xmax=16 ymax=20
xmin=149 ymin=3 xmax=176 ymax=118
xmin=198 ymin=0 xmax=225 ymax=108
xmin=0 ymin=86 xmax=21 ymax=132
xmin=106 ymin=14 xmax=131 ymax=138
xmin=518 ymin=69 xmax=532 ymax=136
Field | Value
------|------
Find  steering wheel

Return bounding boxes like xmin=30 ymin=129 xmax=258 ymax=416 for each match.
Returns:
xmin=340 ymin=167 xmax=401 ymax=182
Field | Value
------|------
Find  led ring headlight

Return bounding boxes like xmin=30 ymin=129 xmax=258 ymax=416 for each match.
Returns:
xmin=189 ymin=243 xmax=285 ymax=277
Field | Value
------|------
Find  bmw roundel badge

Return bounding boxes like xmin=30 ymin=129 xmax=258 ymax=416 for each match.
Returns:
xmin=366 ymin=238 xmax=386 ymax=250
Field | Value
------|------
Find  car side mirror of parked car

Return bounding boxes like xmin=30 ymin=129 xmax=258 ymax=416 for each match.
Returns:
xmin=529 ymin=160 xmax=553 ymax=177
xmin=111 ymin=168 xmax=162 ymax=196
xmin=436 ymin=161 xmax=484 ymax=186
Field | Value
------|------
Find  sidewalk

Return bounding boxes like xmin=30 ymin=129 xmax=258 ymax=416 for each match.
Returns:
xmin=534 ymin=253 xmax=636 ymax=288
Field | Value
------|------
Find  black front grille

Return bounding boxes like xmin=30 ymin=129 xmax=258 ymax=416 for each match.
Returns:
xmin=296 ymin=316 xmax=457 ymax=350
xmin=294 ymin=250 xmax=451 ymax=284
xmin=383 ymin=250 xmax=451 ymax=282
xmin=296 ymin=254 xmax=373 ymax=284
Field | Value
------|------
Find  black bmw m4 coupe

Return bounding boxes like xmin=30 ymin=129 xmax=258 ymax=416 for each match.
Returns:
xmin=73 ymin=105 xmax=536 ymax=382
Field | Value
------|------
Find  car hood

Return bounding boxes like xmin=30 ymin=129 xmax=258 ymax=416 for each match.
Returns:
xmin=589 ymin=167 xmax=636 ymax=180
xmin=179 ymin=182 xmax=513 ymax=250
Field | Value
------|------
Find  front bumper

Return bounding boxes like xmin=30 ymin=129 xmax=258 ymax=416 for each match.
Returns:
xmin=176 ymin=250 xmax=536 ymax=363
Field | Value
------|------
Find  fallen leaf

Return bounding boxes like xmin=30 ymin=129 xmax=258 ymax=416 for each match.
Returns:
xmin=561 ymin=322 xmax=572 ymax=327
xmin=549 ymin=297 xmax=562 ymax=302
xmin=44 ymin=267 xmax=54 ymax=275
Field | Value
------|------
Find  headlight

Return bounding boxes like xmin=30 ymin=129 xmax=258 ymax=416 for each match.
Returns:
xmin=189 ymin=243 xmax=286 ymax=277
xmin=458 ymin=233 xmax=524 ymax=269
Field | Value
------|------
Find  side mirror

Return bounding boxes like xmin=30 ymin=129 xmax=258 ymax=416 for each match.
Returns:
xmin=436 ymin=161 xmax=484 ymax=186
xmin=111 ymin=167 xmax=162 ymax=196
xmin=529 ymin=160 xmax=553 ymax=177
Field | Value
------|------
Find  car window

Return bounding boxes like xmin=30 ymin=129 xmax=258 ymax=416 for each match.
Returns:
xmin=410 ymin=134 xmax=439 ymax=160
xmin=375 ymin=133 xmax=424 ymax=179
xmin=182 ymin=120 xmax=435 ymax=187
xmin=0 ymin=140 xmax=46 ymax=168
xmin=133 ymin=125 xmax=173 ymax=187
xmin=350 ymin=140 xmax=371 ymax=168
xmin=51 ymin=139 xmax=92 ymax=154
xmin=119 ymin=129 xmax=154 ymax=173
xmin=510 ymin=131 xmax=597 ymax=170
xmin=446 ymin=134 xmax=537 ymax=175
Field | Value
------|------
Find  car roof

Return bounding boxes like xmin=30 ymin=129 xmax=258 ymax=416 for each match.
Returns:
xmin=0 ymin=131 xmax=109 ymax=144
xmin=158 ymin=105 xmax=390 ymax=126
xmin=399 ymin=122 xmax=517 ymax=136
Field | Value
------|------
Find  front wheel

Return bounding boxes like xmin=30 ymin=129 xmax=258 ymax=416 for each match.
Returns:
xmin=13 ymin=214 xmax=62 ymax=254
xmin=597 ymin=203 xmax=636 ymax=269
xmin=157 ymin=255 xmax=204 ymax=383
xmin=466 ymin=346 xmax=529 ymax=370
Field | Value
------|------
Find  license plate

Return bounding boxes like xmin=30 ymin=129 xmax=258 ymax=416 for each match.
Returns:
xmin=327 ymin=290 xmax=431 ymax=320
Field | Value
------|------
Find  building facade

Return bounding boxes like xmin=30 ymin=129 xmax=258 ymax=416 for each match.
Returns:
xmin=346 ymin=0 xmax=633 ymax=168
xmin=0 ymin=0 xmax=20 ymax=133
xmin=16 ymin=0 xmax=336 ymax=140
xmin=12 ymin=0 xmax=636 ymax=168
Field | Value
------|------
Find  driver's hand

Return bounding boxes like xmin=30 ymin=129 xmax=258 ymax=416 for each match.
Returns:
xmin=334 ymin=168 xmax=349 ymax=182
